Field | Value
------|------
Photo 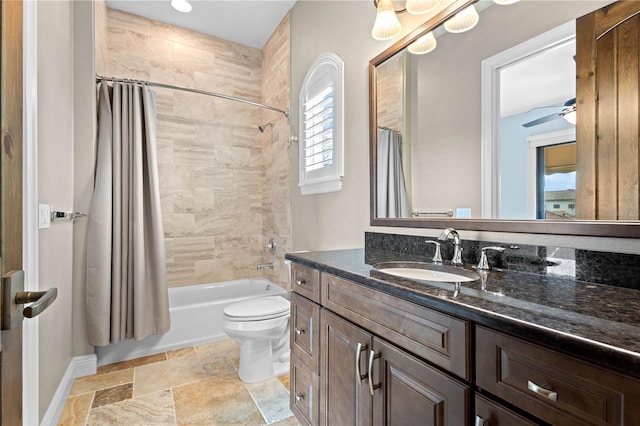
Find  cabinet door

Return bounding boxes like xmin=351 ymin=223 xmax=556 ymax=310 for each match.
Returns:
xmin=320 ymin=310 xmax=373 ymax=426
xmin=371 ymin=338 xmax=470 ymax=426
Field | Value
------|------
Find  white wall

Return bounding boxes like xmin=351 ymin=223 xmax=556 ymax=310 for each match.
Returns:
xmin=37 ymin=0 xmax=75 ymax=418
xmin=289 ymin=1 xmax=640 ymax=255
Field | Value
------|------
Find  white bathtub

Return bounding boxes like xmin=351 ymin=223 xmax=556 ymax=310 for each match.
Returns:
xmin=96 ymin=278 xmax=288 ymax=366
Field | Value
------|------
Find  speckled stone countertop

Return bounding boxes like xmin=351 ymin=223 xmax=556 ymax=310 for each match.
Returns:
xmin=285 ymin=248 xmax=640 ymax=380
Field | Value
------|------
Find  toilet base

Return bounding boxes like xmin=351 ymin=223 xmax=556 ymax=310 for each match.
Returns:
xmin=237 ymin=338 xmax=290 ymax=384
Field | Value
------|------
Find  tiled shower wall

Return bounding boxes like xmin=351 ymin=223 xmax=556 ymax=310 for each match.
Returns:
xmin=103 ymin=8 xmax=291 ymax=288
xmin=260 ymin=15 xmax=292 ymax=289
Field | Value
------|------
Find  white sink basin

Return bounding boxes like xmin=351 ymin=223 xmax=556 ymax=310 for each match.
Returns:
xmin=373 ymin=261 xmax=480 ymax=283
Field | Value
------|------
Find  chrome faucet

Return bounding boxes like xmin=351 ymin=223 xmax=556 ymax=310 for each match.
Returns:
xmin=476 ymin=246 xmax=505 ymax=271
xmin=257 ymin=263 xmax=274 ymax=270
xmin=424 ymin=240 xmax=442 ymax=264
xmin=438 ymin=228 xmax=463 ymax=266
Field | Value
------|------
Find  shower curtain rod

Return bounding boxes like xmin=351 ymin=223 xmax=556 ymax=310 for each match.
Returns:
xmin=96 ymin=74 xmax=289 ymax=118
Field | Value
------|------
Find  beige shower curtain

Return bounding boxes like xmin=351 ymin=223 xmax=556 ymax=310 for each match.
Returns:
xmin=87 ymin=82 xmax=170 ymax=346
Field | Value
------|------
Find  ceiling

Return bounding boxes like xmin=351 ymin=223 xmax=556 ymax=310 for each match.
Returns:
xmin=105 ymin=0 xmax=297 ymax=49
xmin=500 ymin=39 xmax=576 ymax=118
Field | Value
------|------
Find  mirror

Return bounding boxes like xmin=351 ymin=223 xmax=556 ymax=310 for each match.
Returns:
xmin=369 ymin=0 xmax=640 ymax=238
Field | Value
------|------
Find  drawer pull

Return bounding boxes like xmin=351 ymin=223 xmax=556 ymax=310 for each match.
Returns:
xmin=295 ymin=327 xmax=305 ymax=335
xmin=355 ymin=342 xmax=368 ymax=383
xmin=527 ymin=380 xmax=558 ymax=402
xmin=295 ymin=393 xmax=305 ymax=402
xmin=295 ymin=279 xmax=307 ymax=286
xmin=368 ymin=350 xmax=381 ymax=396
xmin=475 ymin=415 xmax=490 ymax=426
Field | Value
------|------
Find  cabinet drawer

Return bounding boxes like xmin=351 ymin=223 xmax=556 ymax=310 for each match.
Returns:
xmin=291 ymin=353 xmax=319 ymax=426
xmin=321 ymin=273 xmax=470 ymax=380
xmin=291 ymin=263 xmax=320 ymax=303
xmin=475 ymin=394 xmax=537 ymax=426
xmin=291 ymin=292 xmax=321 ymax=374
xmin=476 ymin=326 xmax=640 ymax=425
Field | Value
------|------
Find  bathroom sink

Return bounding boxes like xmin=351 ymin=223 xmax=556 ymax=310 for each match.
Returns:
xmin=373 ymin=261 xmax=480 ymax=283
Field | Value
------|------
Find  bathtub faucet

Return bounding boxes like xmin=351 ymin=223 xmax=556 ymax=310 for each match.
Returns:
xmin=257 ymin=263 xmax=274 ymax=270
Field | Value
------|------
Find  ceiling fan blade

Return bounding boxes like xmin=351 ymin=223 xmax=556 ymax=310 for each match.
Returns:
xmin=522 ymin=112 xmax=562 ymax=128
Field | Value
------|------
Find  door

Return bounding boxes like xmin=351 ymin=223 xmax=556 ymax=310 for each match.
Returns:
xmin=370 ymin=338 xmax=470 ymax=426
xmin=576 ymin=1 xmax=640 ymax=220
xmin=1 ymin=0 xmax=25 ymax=423
xmin=320 ymin=310 xmax=373 ymax=426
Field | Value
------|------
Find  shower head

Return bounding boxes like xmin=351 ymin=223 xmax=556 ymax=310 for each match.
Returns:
xmin=258 ymin=122 xmax=273 ymax=133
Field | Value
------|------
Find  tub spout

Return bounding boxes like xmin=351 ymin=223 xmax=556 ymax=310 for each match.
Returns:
xmin=257 ymin=263 xmax=274 ymax=270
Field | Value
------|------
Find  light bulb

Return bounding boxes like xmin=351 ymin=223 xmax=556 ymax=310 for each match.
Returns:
xmin=493 ymin=0 xmax=520 ymax=5
xmin=406 ymin=0 xmax=440 ymax=15
xmin=408 ymin=31 xmax=437 ymax=54
xmin=444 ymin=4 xmax=479 ymax=33
xmin=171 ymin=0 xmax=192 ymax=13
xmin=564 ymin=110 xmax=576 ymax=125
xmin=372 ymin=0 xmax=402 ymax=40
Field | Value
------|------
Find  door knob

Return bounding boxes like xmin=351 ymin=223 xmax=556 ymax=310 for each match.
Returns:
xmin=2 ymin=270 xmax=57 ymax=329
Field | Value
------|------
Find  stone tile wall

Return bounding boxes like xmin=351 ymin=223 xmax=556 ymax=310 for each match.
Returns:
xmin=260 ymin=15 xmax=292 ymax=290
xmin=105 ymin=8 xmax=290 ymax=288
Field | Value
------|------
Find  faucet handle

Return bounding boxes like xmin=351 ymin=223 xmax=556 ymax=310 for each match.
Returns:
xmin=425 ymin=240 xmax=442 ymax=264
xmin=476 ymin=246 xmax=506 ymax=270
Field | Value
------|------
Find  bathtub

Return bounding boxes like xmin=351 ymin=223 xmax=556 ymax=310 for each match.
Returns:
xmin=96 ymin=278 xmax=288 ymax=366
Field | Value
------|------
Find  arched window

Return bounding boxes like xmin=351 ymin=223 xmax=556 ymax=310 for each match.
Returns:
xmin=299 ymin=52 xmax=344 ymax=195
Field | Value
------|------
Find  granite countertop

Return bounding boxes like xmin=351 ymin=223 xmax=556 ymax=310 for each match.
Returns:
xmin=285 ymin=248 xmax=640 ymax=380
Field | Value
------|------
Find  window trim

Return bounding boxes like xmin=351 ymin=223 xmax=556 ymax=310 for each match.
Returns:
xmin=299 ymin=52 xmax=344 ymax=195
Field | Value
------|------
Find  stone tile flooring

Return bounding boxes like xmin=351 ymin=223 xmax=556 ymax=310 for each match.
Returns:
xmin=58 ymin=339 xmax=296 ymax=425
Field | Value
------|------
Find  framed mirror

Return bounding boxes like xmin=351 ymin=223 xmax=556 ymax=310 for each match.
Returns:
xmin=369 ymin=0 xmax=640 ymax=238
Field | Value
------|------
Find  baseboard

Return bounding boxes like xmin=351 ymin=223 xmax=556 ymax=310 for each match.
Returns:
xmin=41 ymin=354 xmax=97 ymax=426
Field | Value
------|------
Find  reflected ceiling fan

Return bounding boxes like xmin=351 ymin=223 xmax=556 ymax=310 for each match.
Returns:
xmin=522 ymin=97 xmax=576 ymax=128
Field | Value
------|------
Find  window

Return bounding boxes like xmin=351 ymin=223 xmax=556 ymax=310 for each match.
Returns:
xmin=299 ymin=53 xmax=344 ymax=195
xmin=553 ymin=204 xmax=561 ymax=209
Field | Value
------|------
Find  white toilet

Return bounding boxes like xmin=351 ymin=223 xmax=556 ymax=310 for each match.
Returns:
xmin=222 ymin=295 xmax=291 ymax=383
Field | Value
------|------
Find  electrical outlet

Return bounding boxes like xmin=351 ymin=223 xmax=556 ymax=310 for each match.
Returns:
xmin=38 ymin=204 xmax=51 ymax=229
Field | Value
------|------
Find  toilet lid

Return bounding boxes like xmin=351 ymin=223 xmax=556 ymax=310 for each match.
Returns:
xmin=224 ymin=296 xmax=290 ymax=321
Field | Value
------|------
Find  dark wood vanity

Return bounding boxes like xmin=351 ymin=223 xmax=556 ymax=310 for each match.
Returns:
xmin=287 ymin=250 xmax=640 ymax=425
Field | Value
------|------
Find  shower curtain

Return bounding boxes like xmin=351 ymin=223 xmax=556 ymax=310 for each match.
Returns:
xmin=377 ymin=127 xmax=410 ymax=218
xmin=87 ymin=82 xmax=170 ymax=346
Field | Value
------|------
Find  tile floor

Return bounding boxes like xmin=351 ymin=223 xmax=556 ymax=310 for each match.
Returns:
xmin=58 ymin=339 xmax=297 ymax=425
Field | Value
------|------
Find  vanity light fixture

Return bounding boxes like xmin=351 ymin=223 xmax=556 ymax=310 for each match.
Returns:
xmin=493 ymin=0 xmax=520 ymax=4
xmin=406 ymin=0 xmax=440 ymax=15
xmin=371 ymin=0 xmax=440 ymax=41
xmin=444 ymin=4 xmax=479 ymax=33
xmin=408 ymin=31 xmax=437 ymax=54
xmin=372 ymin=0 xmax=403 ymax=40
xmin=171 ymin=0 xmax=192 ymax=13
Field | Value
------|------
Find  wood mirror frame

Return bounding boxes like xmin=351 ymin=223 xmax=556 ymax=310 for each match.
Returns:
xmin=369 ymin=0 xmax=640 ymax=238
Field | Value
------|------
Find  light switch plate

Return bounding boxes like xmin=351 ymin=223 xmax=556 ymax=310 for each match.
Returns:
xmin=455 ymin=208 xmax=472 ymax=219
xmin=38 ymin=204 xmax=50 ymax=229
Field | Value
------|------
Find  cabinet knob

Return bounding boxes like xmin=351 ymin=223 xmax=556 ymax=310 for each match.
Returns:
xmin=295 ymin=279 xmax=307 ymax=286
xmin=475 ymin=415 xmax=490 ymax=426
xmin=295 ymin=327 xmax=305 ymax=335
xmin=295 ymin=393 xmax=305 ymax=402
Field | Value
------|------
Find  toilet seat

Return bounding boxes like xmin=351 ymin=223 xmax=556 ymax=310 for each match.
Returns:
xmin=224 ymin=296 xmax=290 ymax=321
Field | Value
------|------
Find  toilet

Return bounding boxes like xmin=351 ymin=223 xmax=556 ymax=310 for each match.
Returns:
xmin=222 ymin=295 xmax=291 ymax=383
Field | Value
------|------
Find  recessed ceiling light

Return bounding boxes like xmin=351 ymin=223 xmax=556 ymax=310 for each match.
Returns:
xmin=171 ymin=0 xmax=192 ymax=13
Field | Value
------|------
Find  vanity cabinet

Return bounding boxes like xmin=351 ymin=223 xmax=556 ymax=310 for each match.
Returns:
xmin=476 ymin=326 xmax=640 ymax=426
xmin=291 ymin=265 xmax=470 ymax=425
xmin=288 ymin=256 xmax=640 ymax=425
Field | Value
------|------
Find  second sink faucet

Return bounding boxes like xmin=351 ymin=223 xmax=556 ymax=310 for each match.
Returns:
xmin=438 ymin=227 xmax=463 ymax=266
